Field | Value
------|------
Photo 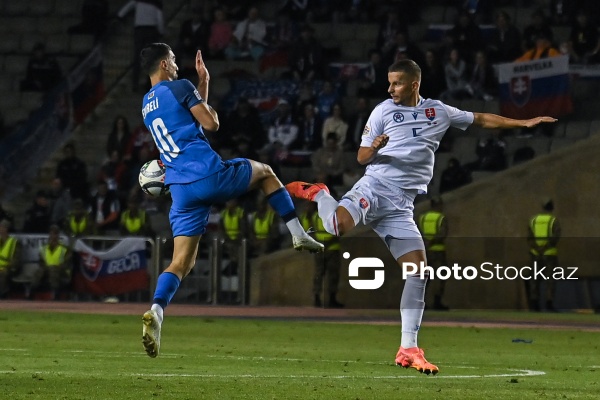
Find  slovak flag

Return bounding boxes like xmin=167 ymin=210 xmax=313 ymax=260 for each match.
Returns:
xmin=497 ymin=55 xmax=572 ymax=119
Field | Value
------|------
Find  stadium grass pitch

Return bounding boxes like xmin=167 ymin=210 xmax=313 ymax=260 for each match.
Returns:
xmin=0 ymin=310 xmax=598 ymax=399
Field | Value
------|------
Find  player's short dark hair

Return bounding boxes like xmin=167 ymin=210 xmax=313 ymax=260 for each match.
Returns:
xmin=140 ymin=43 xmax=172 ymax=75
xmin=388 ymin=59 xmax=421 ymax=81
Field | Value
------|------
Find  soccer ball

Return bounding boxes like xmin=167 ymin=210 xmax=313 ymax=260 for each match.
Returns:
xmin=139 ymin=159 xmax=169 ymax=197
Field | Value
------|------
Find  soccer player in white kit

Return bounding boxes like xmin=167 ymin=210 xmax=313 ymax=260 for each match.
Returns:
xmin=286 ymin=59 xmax=556 ymax=375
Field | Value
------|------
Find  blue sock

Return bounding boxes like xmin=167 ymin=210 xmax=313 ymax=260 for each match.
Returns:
xmin=266 ymin=187 xmax=296 ymax=222
xmin=152 ymin=272 xmax=180 ymax=309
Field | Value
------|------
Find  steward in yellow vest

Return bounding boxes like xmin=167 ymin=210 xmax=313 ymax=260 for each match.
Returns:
xmin=120 ymin=197 xmax=153 ymax=236
xmin=417 ymin=197 xmax=448 ymax=310
xmin=249 ymin=200 xmax=279 ymax=257
xmin=64 ymin=199 xmax=95 ymax=237
xmin=526 ymin=199 xmax=560 ymax=311
xmin=219 ymin=199 xmax=247 ymax=242
xmin=0 ymin=219 xmax=21 ymax=297
xmin=34 ymin=225 xmax=71 ymax=300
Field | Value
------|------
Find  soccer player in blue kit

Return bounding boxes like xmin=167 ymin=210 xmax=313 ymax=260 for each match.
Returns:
xmin=287 ymin=59 xmax=557 ymax=374
xmin=139 ymin=43 xmax=324 ymax=358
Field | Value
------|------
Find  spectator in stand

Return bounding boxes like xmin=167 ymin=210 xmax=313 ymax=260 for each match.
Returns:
xmin=384 ymin=31 xmax=425 ymax=67
xmin=315 ymin=81 xmax=339 ymax=122
xmin=311 ymin=132 xmax=345 ymax=187
xmin=358 ymin=49 xmax=389 ymax=98
xmin=221 ymin=98 xmax=266 ymax=151
xmin=321 ymin=103 xmax=348 ymax=147
xmin=466 ymin=134 xmax=507 ymax=172
xmin=294 ymin=102 xmax=323 ymax=151
xmin=67 ymin=0 xmax=109 ymax=41
xmin=23 ymin=190 xmax=52 ymax=233
xmin=566 ymin=11 xmax=600 ymax=64
xmin=516 ymin=32 xmax=561 ymax=62
xmin=177 ymin=5 xmax=211 ymax=71
xmin=270 ymin=10 xmax=299 ymax=51
xmin=118 ymin=0 xmax=164 ymax=92
xmin=448 ymin=12 xmax=482 ymax=60
xmin=440 ymin=48 xmax=469 ymax=101
xmin=20 ymin=42 xmax=63 ymax=93
xmin=439 ymin=157 xmax=472 ymax=194
xmin=345 ymin=97 xmax=370 ymax=150
xmin=90 ymin=180 xmax=121 ymax=235
xmin=265 ymin=99 xmax=299 ymax=162
xmin=488 ymin=10 xmax=522 ymax=63
xmin=226 ymin=6 xmax=268 ymax=61
xmin=464 ymin=51 xmax=496 ymax=101
xmin=419 ymin=49 xmax=446 ymax=99
xmin=49 ymin=178 xmax=72 ymax=229
xmin=106 ymin=115 xmax=131 ymax=159
xmin=377 ymin=10 xmax=404 ymax=56
xmin=549 ymin=0 xmax=578 ymax=26
xmin=231 ymin=137 xmax=260 ymax=161
xmin=522 ymin=10 xmax=554 ymax=52
xmin=64 ymin=198 xmax=95 ymax=237
xmin=289 ymin=25 xmax=324 ymax=82
xmin=98 ymin=150 xmax=128 ymax=193
xmin=56 ymin=143 xmax=89 ymax=203
xmin=208 ymin=8 xmax=233 ymax=60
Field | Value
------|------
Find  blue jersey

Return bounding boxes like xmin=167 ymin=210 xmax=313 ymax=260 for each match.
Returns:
xmin=141 ymin=79 xmax=223 ymax=185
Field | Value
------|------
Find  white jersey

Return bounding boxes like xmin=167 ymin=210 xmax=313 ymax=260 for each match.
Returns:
xmin=360 ymin=97 xmax=474 ymax=193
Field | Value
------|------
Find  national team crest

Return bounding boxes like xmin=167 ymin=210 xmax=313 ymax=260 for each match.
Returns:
xmin=359 ymin=198 xmax=369 ymax=209
xmin=79 ymin=252 xmax=102 ymax=281
xmin=425 ymin=108 xmax=436 ymax=121
xmin=509 ymin=76 xmax=531 ymax=107
xmin=393 ymin=112 xmax=404 ymax=123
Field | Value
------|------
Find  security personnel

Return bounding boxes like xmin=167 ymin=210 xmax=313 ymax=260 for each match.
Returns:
xmin=249 ymin=198 xmax=279 ymax=257
xmin=34 ymin=225 xmax=71 ymax=300
xmin=65 ymin=198 xmax=95 ymax=237
xmin=219 ymin=199 xmax=247 ymax=274
xmin=120 ymin=197 xmax=153 ymax=236
xmin=0 ymin=219 xmax=21 ymax=297
xmin=310 ymin=203 xmax=343 ymax=308
xmin=527 ymin=199 xmax=560 ymax=311
xmin=417 ymin=197 xmax=448 ymax=310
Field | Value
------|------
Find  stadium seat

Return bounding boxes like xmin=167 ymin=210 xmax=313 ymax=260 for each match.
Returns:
xmin=36 ymin=18 xmax=64 ymax=35
xmin=451 ymin=136 xmax=479 ymax=164
xmin=210 ymin=78 xmax=231 ymax=100
xmin=564 ymin=120 xmax=591 ymax=140
xmin=69 ymin=34 xmax=95 ymax=54
xmin=461 ymin=99 xmax=485 ymax=113
xmin=20 ymin=92 xmax=44 ymax=111
xmin=55 ymin=0 xmax=81 ymax=17
xmin=482 ymin=100 xmax=500 ymax=114
xmin=312 ymin=23 xmax=332 ymax=41
xmin=471 ymin=170 xmax=495 ymax=182
xmin=4 ymin=55 xmax=28 ymax=74
xmin=332 ymin=24 xmax=356 ymax=41
xmin=47 ymin=33 xmax=71 ymax=54
xmin=340 ymin=39 xmax=367 ymax=62
xmin=354 ymin=24 xmax=378 ymax=42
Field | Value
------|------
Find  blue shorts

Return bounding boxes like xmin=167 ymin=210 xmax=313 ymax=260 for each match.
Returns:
xmin=169 ymin=158 xmax=252 ymax=237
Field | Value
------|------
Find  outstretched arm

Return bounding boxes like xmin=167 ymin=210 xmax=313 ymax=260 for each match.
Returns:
xmin=472 ymin=113 xmax=557 ymax=129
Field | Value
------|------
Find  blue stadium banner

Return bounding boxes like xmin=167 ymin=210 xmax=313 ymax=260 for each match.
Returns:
xmin=73 ymin=237 xmax=149 ymax=295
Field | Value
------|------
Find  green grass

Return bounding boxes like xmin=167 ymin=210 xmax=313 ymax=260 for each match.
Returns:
xmin=0 ymin=310 xmax=599 ymax=399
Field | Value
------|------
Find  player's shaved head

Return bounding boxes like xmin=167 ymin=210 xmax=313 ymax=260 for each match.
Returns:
xmin=389 ymin=59 xmax=421 ymax=82
xmin=141 ymin=43 xmax=172 ymax=75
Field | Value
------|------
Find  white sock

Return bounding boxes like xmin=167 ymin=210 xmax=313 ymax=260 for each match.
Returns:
xmin=315 ymin=191 xmax=340 ymax=236
xmin=286 ymin=218 xmax=308 ymax=237
xmin=400 ymin=273 xmax=428 ymax=348
xmin=151 ymin=303 xmax=164 ymax=324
